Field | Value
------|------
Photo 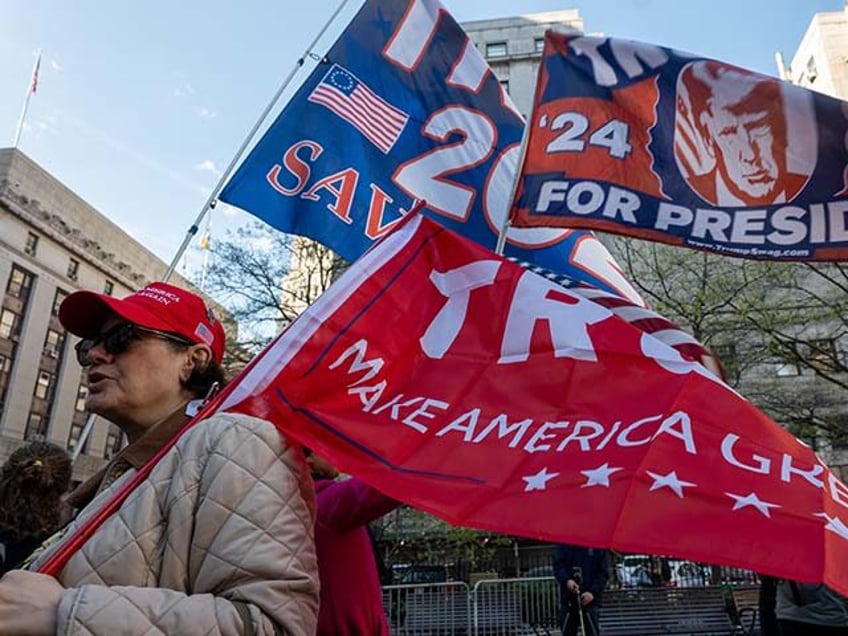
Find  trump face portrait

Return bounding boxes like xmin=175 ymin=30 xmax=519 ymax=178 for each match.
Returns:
xmin=674 ymin=60 xmax=812 ymax=207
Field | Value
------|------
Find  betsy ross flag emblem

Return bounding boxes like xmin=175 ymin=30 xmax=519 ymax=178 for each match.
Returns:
xmin=308 ymin=64 xmax=409 ymax=154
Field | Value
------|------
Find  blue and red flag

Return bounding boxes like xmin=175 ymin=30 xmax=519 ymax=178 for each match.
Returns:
xmin=218 ymin=0 xmax=643 ymax=303
xmin=510 ymin=32 xmax=848 ymax=261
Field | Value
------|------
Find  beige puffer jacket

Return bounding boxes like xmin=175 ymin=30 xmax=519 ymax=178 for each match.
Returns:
xmin=31 ymin=412 xmax=319 ymax=635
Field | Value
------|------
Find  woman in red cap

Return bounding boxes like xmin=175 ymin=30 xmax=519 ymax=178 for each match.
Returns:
xmin=0 ymin=282 xmax=318 ymax=635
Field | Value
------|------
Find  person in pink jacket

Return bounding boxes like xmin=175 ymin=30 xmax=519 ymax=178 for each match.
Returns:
xmin=308 ymin=452 xmax=400 ymax=636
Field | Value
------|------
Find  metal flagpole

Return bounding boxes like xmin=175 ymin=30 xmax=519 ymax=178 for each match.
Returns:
xmin=494 ymin=103 xmax=535 ymax=255
xmin=198 ymin=210 xmax=212 ymax=291
xmin=13 ymin=50 xmax=41 ymax=148
xmin=71 ymin=414 xmax=96 ymax=461
xmin=161 ymin=0 xmax=353 ymax=282
xmin=494 ymin=37 xmax=546 ymax=256
xmin=73 ymin=0 xmax=354 ymax=461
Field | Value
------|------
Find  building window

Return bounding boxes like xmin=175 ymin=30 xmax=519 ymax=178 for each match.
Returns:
xmin=0 ymin=354 xmax=10 ymax=414
xmin=24 ymin=411 xmax=46 ymax=440
xmin=806 ymin=338 xmax=838 ymax=372
xmin=7 ymin=265 xmax=34 ymax=301
xmin=68 ymin=418 xmax=91 ymax=453
xmin=776 ymin=361 xmax=800 ymax=377
xmin=712 ymin=343 xmax=738 ymax=379
xmin=25 ymin=232 xmax=39 ymax=256
xmin=499 ymin=79 xmax=510 ymax=94
xmin=67 ymin=258 xmax=79 ymax=281
xmin=68 ymin=422 xmax=83 ymax=452
xmin=0 ymin=309 xmax=19 ymax=340
xmin=52 ymin=289 xmax=67 ymax=316
xmin=44 ymin=328 xmax=65 ymax=358
xmin=806 ymin=56 xmax=818 ymax=81
xmin=0 ymin=354 xmax=9 ymax=382
xmin=104 ymin=280 xmax=114 ymax=296
xmin=75 ymin=383 xmax=89 ymax=412
xmin=534 ymin=38 xmax=545 ymax=53
xmin=830 ymin=424 xmax=848 ymax=451
xmin=104 ymin=425 xmax=125 ymax=460
xmin=34 ymin=371 xmax=54 ymax=399
xmin=486 ymin=42 xmax=508 ymax=58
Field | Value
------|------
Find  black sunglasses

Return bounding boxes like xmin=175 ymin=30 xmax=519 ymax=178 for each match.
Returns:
xmin=74 ymin=323 xmax=194 ymax=367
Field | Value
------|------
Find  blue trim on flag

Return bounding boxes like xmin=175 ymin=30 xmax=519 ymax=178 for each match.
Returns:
xmin=273 ymin=386 xmax=486 ymax=484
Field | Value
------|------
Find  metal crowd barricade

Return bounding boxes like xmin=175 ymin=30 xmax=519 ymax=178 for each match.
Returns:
xmin=382 ymin=581 xmax=471 ymax=635
xmin=382 ymin=577 xmax=562 ymax=635
xmin=471 ymin=576 xmax=560 ymax=635
xmin=382 ymin=565 xmax=761 ymax=634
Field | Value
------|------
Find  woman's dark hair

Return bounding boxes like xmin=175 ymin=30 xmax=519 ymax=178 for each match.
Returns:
xmin=0 ymin=441 xmax=72 ymax=542
xmin=183 ymin=360 xmax=227 ymax=397
xmin=163 ymin=340 xmax=228 ymax=397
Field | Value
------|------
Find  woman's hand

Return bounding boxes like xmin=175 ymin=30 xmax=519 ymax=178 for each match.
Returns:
xmin=0 ymin=570 xmax=63 ymax=635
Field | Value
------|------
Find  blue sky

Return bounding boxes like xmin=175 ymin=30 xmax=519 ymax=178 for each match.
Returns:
xmin=0 ymin=0 xmax=841 ymax=279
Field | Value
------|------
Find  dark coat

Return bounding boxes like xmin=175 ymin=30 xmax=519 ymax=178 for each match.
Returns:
xmin=552 ymin=544 xmax=610 ymax=603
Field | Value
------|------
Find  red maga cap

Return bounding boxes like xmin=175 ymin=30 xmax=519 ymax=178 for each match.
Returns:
xmin=59 ymin=282 xmax=226 ymax=364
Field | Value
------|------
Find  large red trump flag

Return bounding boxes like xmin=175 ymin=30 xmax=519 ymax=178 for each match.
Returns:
xmin=217 ymin=213 xmax=848 ymax=594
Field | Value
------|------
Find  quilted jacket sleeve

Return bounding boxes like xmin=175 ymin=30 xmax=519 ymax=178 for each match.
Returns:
xmin=55 ymin=414 xmax=319 ymax=636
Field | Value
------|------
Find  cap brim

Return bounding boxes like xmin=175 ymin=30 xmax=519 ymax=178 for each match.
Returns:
xmin=59 ymin=291 xmax=180 ymax=339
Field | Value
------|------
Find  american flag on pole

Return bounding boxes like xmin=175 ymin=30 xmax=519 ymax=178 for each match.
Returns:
xmin=30 ymin=52 xmax=41 ymax=94
xmin=308 ymin=64 xmax=408 ymax=154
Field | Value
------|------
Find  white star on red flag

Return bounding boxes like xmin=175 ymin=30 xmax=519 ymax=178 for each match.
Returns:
xmin=816 ymin=513 xmax=848 ymax=541
xmin=581 ymin=463 xmax=622 ymax=488
xmin=647 ymin=470 xmax=696 ymax=498
xmin=522 ymin=467 xmax=560 ymax=492
xmin=726 ymin=492 xmax=780 ymax=518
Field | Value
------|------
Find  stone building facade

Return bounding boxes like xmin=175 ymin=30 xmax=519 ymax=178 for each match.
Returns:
xmin=462 ymin=10 xmax=583 ymax=117
xmin=780 ymin=3 xmax=848 ymax=99
xmin=0 ymin=147 xmax=229 ymax=483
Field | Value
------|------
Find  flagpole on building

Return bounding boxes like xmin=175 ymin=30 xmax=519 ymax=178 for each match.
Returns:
xmin=13 ymin=50 xmax=41 ymax=148
xmin=161 ymin=0 xmax=352 ymax=282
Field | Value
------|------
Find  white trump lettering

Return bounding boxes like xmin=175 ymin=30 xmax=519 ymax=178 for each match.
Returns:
xmin=472 ymin=414 xmax=534 ymax=448
xmin=617 ymin=414 xmax=663 ymax=447
xmin=829 ymin=472 xmax=848 ymax=508
xmin=499 ymin=274 xmax=609 ymax=364
xmin=404 ymin=398 xmax=449 ymax=432
xmin=330 ymin=338 xmax=385 ymax=386
xmin=656 ymin=202 xmax=693 ymax=231
xmin=780 ymin=454 xmax=824 ymax=488
xmin=655 ymin=411 xmax=697 ymax=454
xmin=569 ymin=36 xmax=668 ymax=87
xmin=536 ymin=181 xmax=569 ymax=212
xmin=556 ymin=420 xmax=605 ymax=452
xmin=524 ymin=421 xmax=570 ymax=453
xmin=721 ymin=434 xmax=770 ymax=474
xmin=354 ymin=380 xmax=388 ymax=412
xmin=436 ymin=408 xmax=481 ymax=441
xmin=420 ymin=261 xmax=501 ymax=359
